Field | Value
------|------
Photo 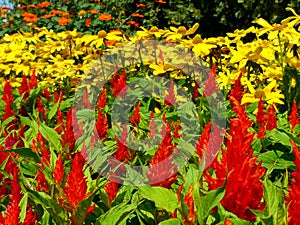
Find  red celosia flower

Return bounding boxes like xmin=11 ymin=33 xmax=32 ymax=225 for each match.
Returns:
xmin=228 ymin=72 xmax=243 ymax=104
xmin=203 ymin=65 xmax=218 ymax=97
xmin=256 ymin=97 xmax=264 ymax=126
xmin=265 ymin=104 xmax=277 ymax=130
xmin=111 ymin=69 xmax=127 ymax=99
xmin=3 ymin=168 xmax=22 ymax=225
xmin=286 ymin=139 xmax=300 ymax=225
xmin=104 ymin=181 xmax=119 ymax=203
xmin=95 ymin=109 xmax=108 ymax=140
xmin=257 ymin=120 xmax=266 ymax=139
xmin=224 ymin=218 xmax=234 ymax=225
xmin=205 ymin=104 xmax=266 ymax=221
xmin=289 ymin=100 xmax=299 ymax=129
xmin=149 ymin=111 xmax=156 ymax=137
xmin=97 ymin=88 xmax=107 ymax=108
xmin=114 ymin=125 xmax=129 ymax=162
xmin=147 ymin=122 xmax=177 ymax=188
xmin=24 ymin=208 xmax=37 ymax=225
xmin=165 ymin=81 xmax=176 ymax=106
xmin=183 ymin=185 xmax=197 ymax=224
xmin=192 ymin=82 xmax=201 ymax=100
xmin=130 ymin=101 xmax=141 ymax=126
xmin=53 ymin=154 xmax=64 ymax=185
xmin=55 ymin=109 xmax=64 ymax=134
xmin=1 ymin=80 xmax=15 ymax=124
xmin=82 ymin=89 xmax=92 ymax=109
xmin=36 ymin=98 xmax=46 ymax=120
xmin=195 ymin=121 xmax=212 ymax=159
xmin=62 ymin=109 xmax=76 ymax=153
xmin=64 ymin=152 xmax=88 ymax=209
xmin=18 ymin=75 xmax=29 ymax=99
xmin=29 ymin=71 xmax=37 ymax=89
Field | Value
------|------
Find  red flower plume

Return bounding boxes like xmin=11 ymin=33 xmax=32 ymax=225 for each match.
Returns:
xmin=289 ymin=100 xmax=299 ymax=129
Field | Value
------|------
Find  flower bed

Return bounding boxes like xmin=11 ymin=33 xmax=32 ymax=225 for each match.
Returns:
xmin=0 ymin=3 xmax=300 ymax=225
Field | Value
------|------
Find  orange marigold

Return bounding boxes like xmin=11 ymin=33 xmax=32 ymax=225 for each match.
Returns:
xmin=43 ymin=13 xmax=55 ymax=19
xmin=131 ymin=13 xmax=144 ymax=18
xmin=37 ymin=2 xmax=51 ymax=8
xmin=88 ymin=9 xmax=98 ymax=14
xmin=98 ymin=13 xmax=112 ymax=21
xmin=58 ymin=17 xmax=71 ymax=26
xmin=22 ymin=12 xmax=38 ymax=23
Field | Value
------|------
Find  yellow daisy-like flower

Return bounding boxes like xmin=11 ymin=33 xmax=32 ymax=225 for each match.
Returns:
xmin=241 ymin=79 xmax=285 ymax=105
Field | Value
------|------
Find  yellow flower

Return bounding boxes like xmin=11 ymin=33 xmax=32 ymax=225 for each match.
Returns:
xmin=241 ymin=79 xmax=285 ymax=105
xmin=164 ymin=23 xmax=199 ymax=41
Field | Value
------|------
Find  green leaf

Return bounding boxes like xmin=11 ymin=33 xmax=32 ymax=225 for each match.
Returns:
xmin=60 ymin=98 xmax=73 ymax=111
xmin=266 ymin=129 xmax=291 ymax=147
xmin=48 ymin=102 xmax=59 ymax=120
xmin=19 ymin=193 xmax=28 ymax=223
xmin=39 ymin=123 xmax=62 ymax=151
xmin=27 ymin=190 xmax=69 ymax=225
xmin=99 ymin=203 xmax=137 ymax=224
xmin=257 ymin=150 xmax=294 ymax=170
xmin=73 ymin=193 xmax=96 ymax=225
xmin=5 ymin=148 xmax=40 ymax=163
xmin=197 ymin=184 xmax=226 ymax=224
xmin=158 ymin=218 xmax=181 ymax=225
xmin=139 ymin=186 xmax=179 ymax=213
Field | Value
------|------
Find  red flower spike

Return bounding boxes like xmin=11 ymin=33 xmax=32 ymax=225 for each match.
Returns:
xmin=111 ymin=70 xmax=127 ymax=99
xmin=149 ymin=112 xmax=156 ymax=137
xmin=256 ymin=97 xmax=264 ymax=126
xmin=114 ymin=125 xmax=129 ymax=162
xmin=257 ymin=120 xmax=266 ymax=139
xmin=2 ymin=80 xmax=16 ymax=125
xmin=3 ymin=168 xmax=22 ymax=225
xmin=147 ymin=122 xmax=177 ymax=188
xmin=224 ymin=218 xmax=234 ymax=225
xmin=42 ymin=88 xmax=51 ymax=102
xmin=158 ymin=49 xmax=164 ymax=64
xmin=18 ymin=75 xmax=29 ymax=98
xmin=204 ymin=66 xmax=218 ymax=97
xmin=53 ymin=154 xmax=64 ymax=185
xmin=228 ymin=72 xmax=243 ymax=104
xmin=192 ymin=82 xmax=201 ymax=100
xmin=64 ymin=152 xmax=88 ymax=209
xmin=183 ymin=185 xmax=196 ymax=224
xmin=96 ymin=109 xmax=108 ymax=140
xmin=62 ymin=109 xmax=76 ymax=152
xmin=36 ymin=169 xmax=49 ymax=193
xmin=24 ymin=209 xmax=37 ymax=225
xmin=289 ymin=100 xmax=300 ymax=129
xmin=165 ymin=81 xmax=176 ymax=106
xmin=286 ymin=140 xmax=300 ymax=225
xmin=82 ymin=89 xmax=92 ymax=109
xmin=265 ymin=104 xmax=277 ymax=130
xmin=130 ymin=101 xmax=141 ymax=126
xmin=104 ymin=181 xmax=119 ymax=203
xmin=29 ymin=70 xmax=37 ymax=89
xmin=97 ymin=88 xmax=107 ymax=108
xmin=195 ymin=121 xmax=212 ymax=159
xmin=55 ymin=109 xmax=64 ymax=134
xmin=36 ymin=98 xmax=46 ymax=120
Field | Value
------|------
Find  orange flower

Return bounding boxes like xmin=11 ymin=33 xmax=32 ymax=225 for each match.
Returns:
xmin=43 ymin=14 xmax=55 ymax=19
xmin=58 ymin=17 xmax=71 ymax=26
xmin=52 ymin=9 xmax=68 ymax=16
xmin=127 ymin=20 xmax=139 ymax=28
xmin=105 ymin=40 xmax=116 ymax=46
xmin=22 ymin=12 xmax=38 ymax=23
xmin=85 ymin=18 xmax=91 ymax=27
xmin=155 ymin=0 xmax=167 ymax=3
xmin=37 ymin=2 xmax=51 ymax=8
xmin=136 ymin=3 xmax=146 ymax=8
xmin=88 ymin=9 xmax=98 ymax=14
xmin=98 ymin=13 xmax=112 ymax=21
xmin=131 ymin=13 xmax=144 ymax=18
